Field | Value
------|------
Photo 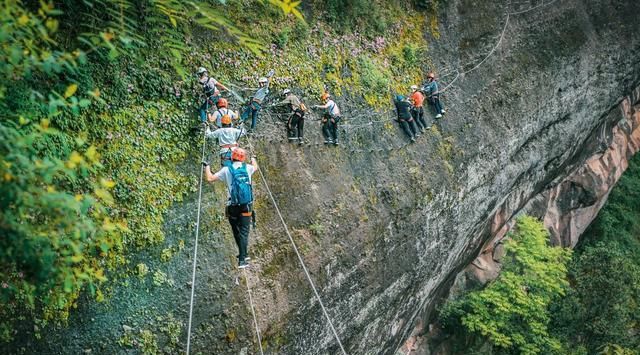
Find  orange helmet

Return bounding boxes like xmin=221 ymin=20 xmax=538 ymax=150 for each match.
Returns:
xmin=427 ymin=72 xmax=435 ymax=79
xmin=231 ymin=148 xmax=247 ymax=162
xmin=217 ymin=98 xmax=228 ymax=108
xmin=220 ymin=114 xmax=232 ymax=125
xmin=321 ymin=92 xmax=330 ymax=101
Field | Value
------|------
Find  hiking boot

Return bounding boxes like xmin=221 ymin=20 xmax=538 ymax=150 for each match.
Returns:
xmin=416 ymin=133 xmax=421 ymax=137
xmin=238 ymin=260 xmax=249 ymax=269
xmin=298 ymin=138 xmax=304 ymax=145
xmin=435 ymin=114 xmax=443 ymax=119
xmin=288 ymin=137 xmax=298 ymax=141
xmin=441 ymin=109 xmax=446 ymax=114
xmin=333 ymin=141 xmax=339 ymax=146
xmin=410 ymin=137 xmax=416 ymax=143
xmin=324 ymin=140 xmax=333 ymax=144
xmin=237 ymin=255 xmax=251 ymax=262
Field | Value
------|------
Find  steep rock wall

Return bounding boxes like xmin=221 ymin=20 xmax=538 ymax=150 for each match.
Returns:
xmin=245 ymin=0 xmax=640 ymax=354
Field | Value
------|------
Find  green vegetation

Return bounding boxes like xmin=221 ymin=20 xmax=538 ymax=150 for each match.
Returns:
xmin=1 ymin=0 xmax=441 ymax=349
xmin=548 ymin=153 xmax=640 ymax=354
xmin=440 ymin=216 xmax=572 ymax=354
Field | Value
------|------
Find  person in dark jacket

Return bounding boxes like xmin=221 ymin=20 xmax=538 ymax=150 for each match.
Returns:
xmin=394 ymin=95 xmax=420 ymax=142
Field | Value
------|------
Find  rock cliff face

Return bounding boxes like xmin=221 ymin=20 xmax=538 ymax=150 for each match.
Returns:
xmin=243 ymin=0 xmax=640 ymax=354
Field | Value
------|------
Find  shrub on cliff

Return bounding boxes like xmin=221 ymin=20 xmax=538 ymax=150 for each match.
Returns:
xmin=440 ymin=216 xmax=572 ymax=355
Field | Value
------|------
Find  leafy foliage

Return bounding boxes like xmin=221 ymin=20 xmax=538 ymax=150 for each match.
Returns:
xmin=549 ymin=153 xmax=640 ymax=353
xmin=440 ymin=216 xmax=572 ymax=354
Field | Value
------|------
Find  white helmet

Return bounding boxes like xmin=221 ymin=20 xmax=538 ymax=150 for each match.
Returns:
xmin=197 ymin=67 xmax=207 ymax=75
xmin=258 ymin=77 xmax=268 ymax=84
xmin=283 ymin=88 xmax=291 ymax=95
xmin=410 ymin=85 xmax=418 ymax=90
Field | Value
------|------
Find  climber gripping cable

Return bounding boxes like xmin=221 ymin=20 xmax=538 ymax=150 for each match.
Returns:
xmin=241 ymin=70 xmax=274 ymax=131
xmin=422 ymin=71 xmax=446 ymax=119
xmin=394 ymin=94 xmax=420 ymax=142
xmin=273 ymin=88 xmax=308 ymax=144
xmin=197 ymin=67 xmax=229 ymax=123
xmin=204 ymin=148 xmax=258 ymax=269
xmin=314 ymin=92 xmax=342 ymax=145
xmin=205 ymin=114 xmax=246 ymax=167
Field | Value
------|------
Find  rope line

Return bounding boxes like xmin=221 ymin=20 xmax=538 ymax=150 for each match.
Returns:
xmin=245 ymin=138 xmax=348 ymax=355
xmin=243 ymin=268 xmax=265 ymax=355
xmin=185 ymin=129 xmax=207 ymax=355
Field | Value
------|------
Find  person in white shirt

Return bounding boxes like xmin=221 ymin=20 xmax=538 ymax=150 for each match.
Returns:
xmin=313 ymin=92 xmax=342 ymax=145
xmin=197 ymin=67 xmax=228 ymax=123
xmin=205 ymin=114 xmax=246 ymax=167
xmin=203 ymin=148 xmax=258 ymax=268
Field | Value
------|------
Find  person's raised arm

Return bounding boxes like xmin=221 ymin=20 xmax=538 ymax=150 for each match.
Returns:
xmin=215 ymin=81 xmax=228 ymax=92
xmin=203 ymin=162 xmax=219 ymax=182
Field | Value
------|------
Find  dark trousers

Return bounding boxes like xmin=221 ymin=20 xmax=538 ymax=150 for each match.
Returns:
xmin=199 ymin=95 xmax=219 ymax=122
xmin=288 ymin=113 xmax=305 ymax=140
xmin=226 ymin=204 xmax=252 ymax=262
xmin=411 ymin=107 xmax=428 ymax=130
xmin=398 ymin=119 xmax=418 ymax=139
xmin=322 ymin=115 xmax=339 ymax=142
xmin=429 ymin=94 xmax=444 ymax=115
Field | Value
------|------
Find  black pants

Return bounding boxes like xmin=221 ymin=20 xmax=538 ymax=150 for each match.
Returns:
xmin=226 ymin=204 xmax=252 ymax=262
xmin=411 ymin=107 xmax=428 ymax=130
xmin=322 ymin=115 xmax=339 ymax=142
xmin=288 ymin=112 xmax=305 ymax=140
xmin=399 ymin=119 xmax=418 ymax=139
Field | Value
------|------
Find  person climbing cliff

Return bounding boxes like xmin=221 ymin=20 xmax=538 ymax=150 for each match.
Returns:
xmin=241 ymin=69 xmax=275 ymax=131
xmin=210 ymin=98 xmax=239 ymax=128
xmin=394 ymin=94 xmax=419 ymax=142
xmin=314 ymin=92 xmax=341 ymax=145
xmin=422 ymin=71 xmax=445 ymax=119
xmin=273 ymin=88 xmax=307 ymax=144
xmin=203 ymin=148 xmax=258 ymax=269
xmin=205 ymin=115 xmax=246 ymax=167
xmin=410 ymin=85 xmax=429 ymax=131
xmin=197 ymin=67 xmax=228 ymax=123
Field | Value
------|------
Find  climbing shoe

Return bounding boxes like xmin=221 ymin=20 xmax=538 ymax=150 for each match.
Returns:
xmin=441 ymin=109 xmax=446 ymax=114
xmin=333 ymin=141 xmax=339 ymax=146
xmin=238 ymin=260 xmax=249 ymax=269
xmin=410 ymin=137 xmax=416 ymax=143
xmin=435 ymin=114 xmax=443 ymax=119
xmin=324 ymin=140 xmax=333 ymax=144
xmin=298 ymin=138 xmax=304 ymax=145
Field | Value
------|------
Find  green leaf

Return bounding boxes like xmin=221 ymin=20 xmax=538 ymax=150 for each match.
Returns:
xmin=64 ymin=84 xmax=78 ymax=98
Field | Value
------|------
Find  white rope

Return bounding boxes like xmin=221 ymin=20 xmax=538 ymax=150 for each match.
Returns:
xmin=245 ymin=139 xmax=348 ymax=355
xmin=243 ymin=268 xmax=265 ymax=355
xmin=185 ymin=128 xmax=208 ymax=354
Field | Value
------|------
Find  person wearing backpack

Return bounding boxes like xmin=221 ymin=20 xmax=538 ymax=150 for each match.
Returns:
xmin=205 ymin=114 xmax=246 ymax=167
xmin=273 ymin=88 xmax=307 ymax=144
xmin=197 ymin=67 xmax=228 ymax=123
xmin=313 ymin=92 xmax=341 ymax=145
xmin=394 ymin=94 xmax=419 ymax=142
xmin=210 ymin=98 xmax=238 ymax=128
xmin=203 ymin=148 xmax=258 ymax=269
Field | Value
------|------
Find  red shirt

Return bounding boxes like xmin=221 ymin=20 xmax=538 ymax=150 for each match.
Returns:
xmin=410 ymin=91 xmax=425 ymax=107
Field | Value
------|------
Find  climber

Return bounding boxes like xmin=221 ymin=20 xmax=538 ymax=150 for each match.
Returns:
xmin=273 ymin=88 xmax=307 ymax=144
xmin=197 ymin=67 xmax=228 ymax=123
xmin=394 ymin=94 xmax=419 ymax=142
xmin=210 ymin=98 xmax=239 ymax=128
xmin=241 ymin=70 xmax=275 ymax=130
xmin=410 ymin=85 xmax=429 ymax=131
xmin=203 ymin=148 xmax=258 ymax=269
xmin=205 ymin=114 xmax=246 ymax=167
xmin=313 ymin=92 xmax=341 ymax=145
xmin=422 ymin=72 xmax=445 ymax=119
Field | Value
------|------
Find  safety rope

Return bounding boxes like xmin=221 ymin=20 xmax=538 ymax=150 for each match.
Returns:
xmin=185 ymin=128 xmax=207 ymax=355
xmin=244 ymin=138 xmax=349 ymax=355
xmin=243 ymin=268 xmax=265 ymax=355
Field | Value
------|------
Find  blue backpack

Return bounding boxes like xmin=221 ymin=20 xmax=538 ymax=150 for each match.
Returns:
xmin=229 ymin=163 xmax=253 ymax=206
